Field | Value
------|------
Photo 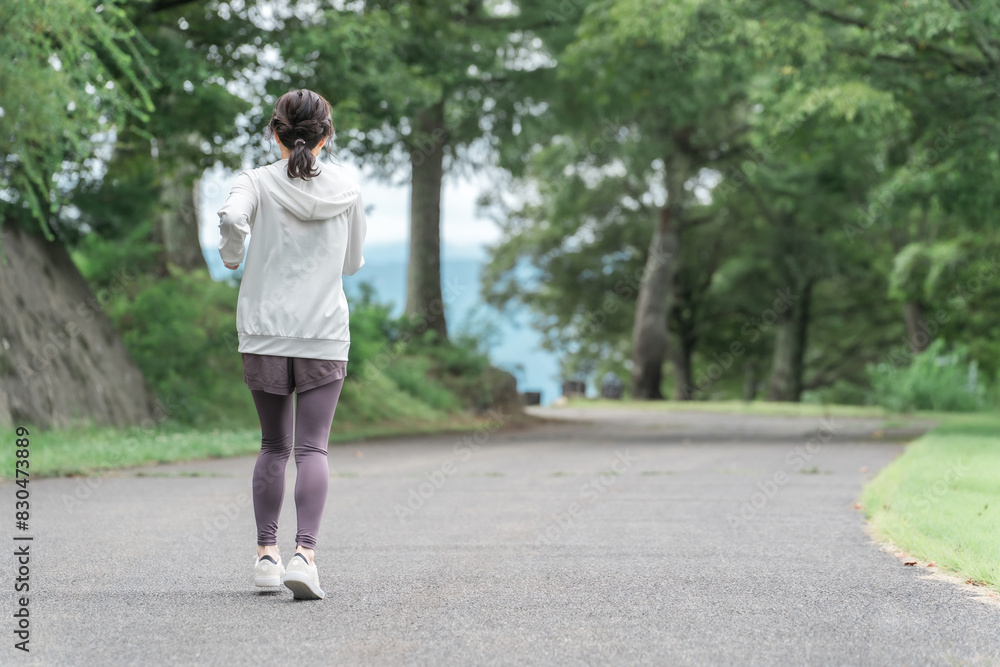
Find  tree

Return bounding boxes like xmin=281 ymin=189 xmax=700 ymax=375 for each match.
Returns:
xmin=0 ymin=0 xmax=163 ymax=428
xmin=276 ymin=1 xmax=566 ymax=340
xmin=794 ymin=0 xmax=1000 ymax=359
xmin=528 ymin=0 xmax=757 ymax=398
xmin=69 ymin=0 xmax=256 ymax=275
xmin=0 ymin=0 xmax=156 ymax=239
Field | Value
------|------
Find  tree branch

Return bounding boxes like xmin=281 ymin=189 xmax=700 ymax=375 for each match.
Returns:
xmin=801 ymin=0 xmax=990 ymax=76
xmin=949 ymin=0 xmax=999 ymax=67
xmin=149 ymin=0 xmax=199 ymax=13
xmin=797 ymin=0 xmax=868 ymax=28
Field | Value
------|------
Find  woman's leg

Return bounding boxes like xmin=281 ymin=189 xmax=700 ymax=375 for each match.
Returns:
xmin=291 ymin=378 xmax=345 ymax=557
xmin=250 ymin=389 xmax=295 ymax=552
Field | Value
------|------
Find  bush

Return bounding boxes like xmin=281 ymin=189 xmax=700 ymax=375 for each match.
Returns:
xmin=867 ymin=339 xmax=987 ymax=412
xmin=802 ymin=380 xmax=870 ymax=406
xmin=383 ymin=356 xmax=463 ymax=412
xmin=99 ymin=266 xmax=257 ymax=428
xmin=346 ymin=282 xmax=396 ymax=372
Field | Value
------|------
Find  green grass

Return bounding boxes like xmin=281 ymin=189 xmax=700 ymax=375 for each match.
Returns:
xmin=860 ymin=414 xmax=1000 ymax=590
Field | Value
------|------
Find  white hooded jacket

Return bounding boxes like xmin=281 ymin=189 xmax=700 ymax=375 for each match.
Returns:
xmin=217 ymin=158 xmax=366 ymax=360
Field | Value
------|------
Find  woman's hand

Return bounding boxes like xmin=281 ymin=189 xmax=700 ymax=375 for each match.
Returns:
xmin=224 ymin=261 xmax=240 ymax=270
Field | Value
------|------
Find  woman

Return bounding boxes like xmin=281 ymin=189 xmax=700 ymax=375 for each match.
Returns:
xmin=217 ymin=89 xmax=367 ymax=600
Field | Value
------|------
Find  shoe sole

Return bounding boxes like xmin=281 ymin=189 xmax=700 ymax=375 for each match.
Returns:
xmin=254 ymin=575 xmax=282 ymax=587
xmin=282 ymin=571 xmax=325 ymax=599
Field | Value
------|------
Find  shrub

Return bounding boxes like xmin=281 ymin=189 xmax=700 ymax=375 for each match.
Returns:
xmin=867 ymin=339 xmax=987 ymax=412
xmin=104 ymin=267 xmax=257 ymax=427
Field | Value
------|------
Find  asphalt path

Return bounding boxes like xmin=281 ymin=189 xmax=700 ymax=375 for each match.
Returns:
xmin=3 ymin=406 xmax=998 ymax=666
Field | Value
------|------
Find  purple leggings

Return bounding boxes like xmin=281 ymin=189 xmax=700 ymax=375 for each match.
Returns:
xmin=250 ymin=378 xmax=344 ymax=550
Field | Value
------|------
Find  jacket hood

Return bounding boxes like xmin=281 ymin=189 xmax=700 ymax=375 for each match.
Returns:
xmin=262 ymin=159 xmax=361 ymax=221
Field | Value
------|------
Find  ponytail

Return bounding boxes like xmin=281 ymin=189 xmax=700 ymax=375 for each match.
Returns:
xmin=266 ymin=89 xmax=334 ymax=180
xmin=289 ymin=137 xmax=318 ymax=180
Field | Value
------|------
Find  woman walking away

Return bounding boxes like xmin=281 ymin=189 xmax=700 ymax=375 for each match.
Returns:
xmin=217 ymin=89 xmax=367 ymax=600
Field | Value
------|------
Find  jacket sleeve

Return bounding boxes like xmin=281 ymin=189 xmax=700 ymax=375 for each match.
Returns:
xmin=217 ymin=171 xmax=257 ymax=267
xmin=342 ymin=192 xmax=367 ymax=276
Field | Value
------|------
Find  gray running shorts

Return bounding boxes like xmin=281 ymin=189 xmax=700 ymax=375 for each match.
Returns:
xmin=241 ymin=353 xmax=348 ymax=395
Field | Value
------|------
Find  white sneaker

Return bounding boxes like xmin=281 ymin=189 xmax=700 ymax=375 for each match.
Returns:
xmin=282 ymin=553 xmax=325 ymax=599
xmin=254 ymin=553 xmax=285 ymax=587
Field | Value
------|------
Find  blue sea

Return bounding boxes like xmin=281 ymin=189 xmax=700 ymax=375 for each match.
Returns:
xmin=205 ymin=242 xmax=562 ymax=404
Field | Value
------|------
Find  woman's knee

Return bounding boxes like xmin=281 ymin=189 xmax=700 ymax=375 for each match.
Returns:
xmin=294 ymin=440 xmax=329 ymax=458
xmin=260 ymin=433 xmax=293 ymax=455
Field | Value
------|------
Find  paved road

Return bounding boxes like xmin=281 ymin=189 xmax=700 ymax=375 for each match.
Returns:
xmin=3 ymin=407 xmax=998 ymax=665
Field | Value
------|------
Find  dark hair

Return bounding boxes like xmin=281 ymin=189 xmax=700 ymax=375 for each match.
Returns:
xmin=266 ymin=89 xmax=334 ymax=180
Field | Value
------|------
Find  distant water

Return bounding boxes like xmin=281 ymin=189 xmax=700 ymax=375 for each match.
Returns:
xmin=204 ymin=242 xmax=562 ymax=404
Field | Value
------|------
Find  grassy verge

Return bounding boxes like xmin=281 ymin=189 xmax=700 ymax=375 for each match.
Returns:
xmin=1 ymin=373 xmax=521 ymax=479
xmin=859 ymin=413 xmax=1000 ymax=590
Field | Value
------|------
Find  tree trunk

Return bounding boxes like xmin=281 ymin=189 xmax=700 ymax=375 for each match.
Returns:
xmin=743 ymin=361 xmax=757 ymax=401
xmin=155 ymin=159 xmax=205 ymax=273
xmin=903 ymin=300 xmax=931 ymax=354
xmin=405 ymin=101 xmax=449 ymax=340
xmin=672 ymin=331 xmax=695 ymax=400
xmin=630 ymin=207 xmax=677 ymax=399
xmin=630 ymin=149 xmax=687 ymax=399
xmin=767 ymin=279 xmax=813 ymax=402
xmin=0 ymin=222 xmax=162 ymax=429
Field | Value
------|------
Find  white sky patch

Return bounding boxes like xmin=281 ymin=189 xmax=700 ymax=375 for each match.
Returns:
xmin=694 ymin=168 xmax=722 ymax=204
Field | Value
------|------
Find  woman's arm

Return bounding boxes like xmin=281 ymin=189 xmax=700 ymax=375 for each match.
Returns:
xmin=217 ymin=171 xmax=257 ymax=269
xmin=343 ymin=193 xmax=367 ymax=276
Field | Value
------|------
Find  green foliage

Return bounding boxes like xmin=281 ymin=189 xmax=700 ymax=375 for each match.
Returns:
xmin=346 ymin=283 xmax=511 ymax=412
xmin=383 ymin=357 xmax=463 ymax=412
xmin=0 ymin=0 xmax=155 ymax=236
xmin=345 ymin=282 xmax=397 ymax=373
xmin=71 ymin=218 xmax=163 ymax=284
xmin=867 ymin=339 xmax=988 ymax=413
xmin=393 ymin=315 xmax=504 ymax=412
xmin=65 ymin=0 xmax=256 ymax=248
xmin=101 ymin=267 xmax=255 ymax=428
